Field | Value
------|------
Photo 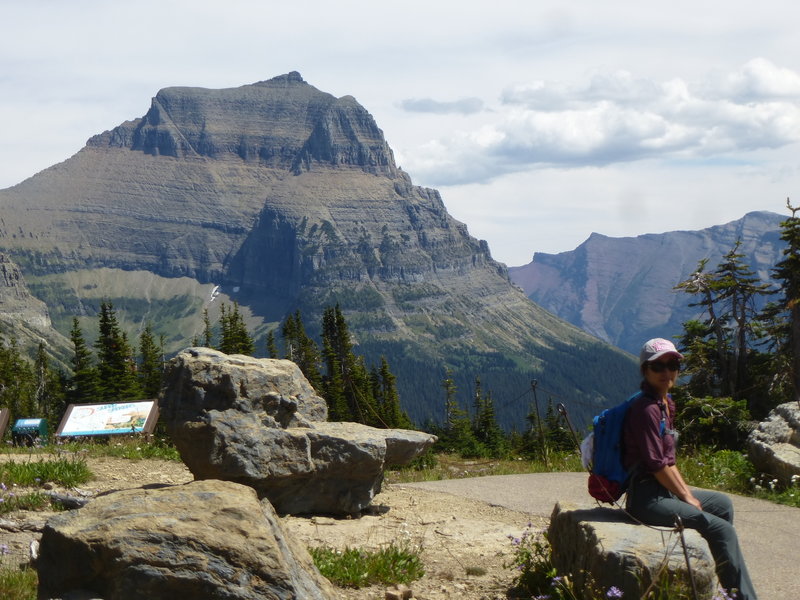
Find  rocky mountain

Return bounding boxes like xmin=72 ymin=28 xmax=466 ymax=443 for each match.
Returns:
xmin=0 ymin=72 xmax=636 ymax=429
xmin=0 ymin=253 xmax=71 ymax=365
xmin=509 ymin=211 xmax=786 ymax=355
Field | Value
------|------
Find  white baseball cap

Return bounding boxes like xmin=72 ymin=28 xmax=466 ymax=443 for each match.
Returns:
xmin=639 ymin=338 xmax=683 ymax=366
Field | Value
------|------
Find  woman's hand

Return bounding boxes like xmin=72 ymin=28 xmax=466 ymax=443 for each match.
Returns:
xmin=681 ymin=491 xmax=703 ymax=511
xmin=654 ymin=465 xmax=703 ymax=511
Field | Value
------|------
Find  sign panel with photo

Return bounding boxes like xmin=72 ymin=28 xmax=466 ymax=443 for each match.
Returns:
xmin=56 ymin=400 xmax=159 ymax=437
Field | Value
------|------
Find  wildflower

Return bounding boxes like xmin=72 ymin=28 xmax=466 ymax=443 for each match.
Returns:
xmin=0 ymin=482 xmax=6 ymax=491
xmin=0 ymin=544 xmax=8 ymax=555
xmin=607 ymin=586 xmax=624 ymax=598
xmin=712 ymin=587 xmax=735 ymax=600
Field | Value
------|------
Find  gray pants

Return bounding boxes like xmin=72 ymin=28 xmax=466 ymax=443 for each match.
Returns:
xmin=626 ymin=477 xmax=757 ymax=600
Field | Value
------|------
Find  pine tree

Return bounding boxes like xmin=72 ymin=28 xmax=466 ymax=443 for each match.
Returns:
xmin=95 ymin=302 xmax=140 ymax=401
xmin=676 ymin=241 xmax=774 ymax=410
xmin=471 ymin=378 xmax=507 ymax=458
xmin=218 ymin=302 xmax=255 ymax=356
xmin=371 ymin=357 xmax=412 ymax=429
xmin=281 ymin=311 xmax=322 ymax=390
xmin=266 ymin=329 xmax=279 ymax=359
xmin=772 ymin=198 xmax=800 ymax=403
xmin=0 ymin=331 xmax=35 ymax=420
xmin=442 ymin=369 xmax=458 ymax=431
xmin=68 ymin=317 xmax=99 ymax=404
xmin=321 ymin=305 xmax=375 ymax=423
xmin=34 ymin=342 xmax=66 ymax=434
xmin=138 ymin=323 xmax=163 ymax=398
xmin=202 ymin=308 xmax=214 ymax=348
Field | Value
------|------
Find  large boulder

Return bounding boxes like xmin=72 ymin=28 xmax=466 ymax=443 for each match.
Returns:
xmin=160 ymin=347 xmax=437 ymax=515
xmin=548 ymin=502 xmax=717 ymax=599
xmin=36 ymin=479 xmax=336 ymax=600
xmin=747 ymin=401 xmax=800 ymax=485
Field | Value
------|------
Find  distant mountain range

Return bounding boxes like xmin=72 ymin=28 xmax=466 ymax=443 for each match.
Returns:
xmin=0 ymin=72 xmax=637 ymax=430
xmin=509 ymin=211 xmax=786 ymax=355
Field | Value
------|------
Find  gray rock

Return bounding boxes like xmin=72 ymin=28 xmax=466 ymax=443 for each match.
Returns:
xmin=548 ymin=502 xmax=716 ymax=599
xmin=747 ymin=401 xmax=800 ymax=484
xmin=36 ymin=479 xmax=336 ymax=600
xmin=160 ymin=347 xmax=437 ymax=515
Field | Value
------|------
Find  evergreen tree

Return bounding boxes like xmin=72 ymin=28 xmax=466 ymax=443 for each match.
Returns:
xmin=321 ymin=305 xmax=376 ymax=423
xmin=371 ymin=357 xmax=412 ymax=429
xmin=218 ymin=302 xmax=255 ymax=356
xmin=34 ymin=342 xmax=66 ymax=434
xmin=433 ymin=371 xmax=482 ymax=457
xmin=471 ymin=378 xmax=507 ymax=458
xmin=676 ymin=241 xmax=774 ymax=413
xmin=543 ymin=398 xmax=572 ymax=452
xmin=138 ymin=323 xmax=164 ymax=398
xmin=68 ymin=317 xmax=99 ymax=404
xmin=0 ymin=331 xmax=35 ymax=420
xmin=282 ymin=311 xmax=323 ymax=390
xmin=202 ymin=308 xmax=214 ymax=348
xmin=266 ymin=329 xmax=278 ymax=359
xmin=442 ymin=369 xmax=458 ymax=431
xmin=772 ymin=198 xmax=800 ymax=403
xmin=95 ymin=302 xmax=140 ymax=401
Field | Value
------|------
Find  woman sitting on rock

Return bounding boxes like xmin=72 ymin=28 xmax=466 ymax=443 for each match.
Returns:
xmin=623 ymin=338 xmax=758 ymax=600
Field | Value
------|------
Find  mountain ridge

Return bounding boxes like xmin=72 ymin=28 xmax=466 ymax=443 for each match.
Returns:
xmin=509 ymin=210 xmax=786 ymax=355
xmin=0 ymin=72 xmax=637 ymax=429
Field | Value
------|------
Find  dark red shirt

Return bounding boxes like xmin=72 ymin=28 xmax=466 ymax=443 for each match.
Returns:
xmin=622 ymin=384 xmax=676 ymax=474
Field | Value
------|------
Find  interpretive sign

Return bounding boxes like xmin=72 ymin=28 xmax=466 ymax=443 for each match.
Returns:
xmin=56 ymin=400 xmax=159 ymax=437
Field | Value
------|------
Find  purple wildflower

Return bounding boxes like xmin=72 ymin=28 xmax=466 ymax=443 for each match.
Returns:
xmin=607 ymin=586 xmax=624 ymax=598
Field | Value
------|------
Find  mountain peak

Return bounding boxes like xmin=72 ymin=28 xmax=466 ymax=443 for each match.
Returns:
xmin=87 ymin=74 xmax=396 ymax=175
xmin=256 ymin=71 xmax=307 ymax=85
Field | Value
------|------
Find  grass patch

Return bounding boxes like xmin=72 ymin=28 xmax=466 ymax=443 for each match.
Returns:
xmin=52 ymin=435 xmax=181 ymax=461
xmin=0 ymin=491 xmax=53 ymax=515
xmin=309 ymin=543 xmax=424 ymax=588
xmin=0 ymin=566 xmax=37 ymax=600
xmin=2 ymin=435 xmax=182 ymax=462
xmin=0 ymin=457 xmax=92 ymax=488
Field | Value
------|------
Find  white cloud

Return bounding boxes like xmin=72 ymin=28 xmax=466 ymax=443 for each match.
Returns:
xmin=402 ymin=60 xmax=800 ymax=186
xmin=706 ymin=58 xmax=800 ymax=101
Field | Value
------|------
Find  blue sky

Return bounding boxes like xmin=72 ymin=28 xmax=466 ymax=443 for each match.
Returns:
xmin=2 ymin=1 xmax=799 ymax=265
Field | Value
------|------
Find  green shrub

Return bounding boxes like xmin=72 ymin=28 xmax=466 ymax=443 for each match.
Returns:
xmin=679 ymin=448 xmax=755 ymax=494
xmin=309 ymin=543 xmax=424 ymax=588
xmin=674 ymin=395 xmax=752 ymax=450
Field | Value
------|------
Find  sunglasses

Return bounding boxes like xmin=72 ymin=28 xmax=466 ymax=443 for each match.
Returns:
xmin=647 ymin=360 xmax=681 ymax=373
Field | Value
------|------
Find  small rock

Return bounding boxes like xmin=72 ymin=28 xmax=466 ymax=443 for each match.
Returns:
xmin=385 ymin=583 xmax=413 ymax=599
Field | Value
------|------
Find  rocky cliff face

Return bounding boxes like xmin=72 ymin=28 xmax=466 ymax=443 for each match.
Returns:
xmin=0 ymin=253 xmax=70 ymax=362
xmin=509 ymin=211 xmax=786 ymax=355
xmin=0 ymin=72 xmax=636 ymax=427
